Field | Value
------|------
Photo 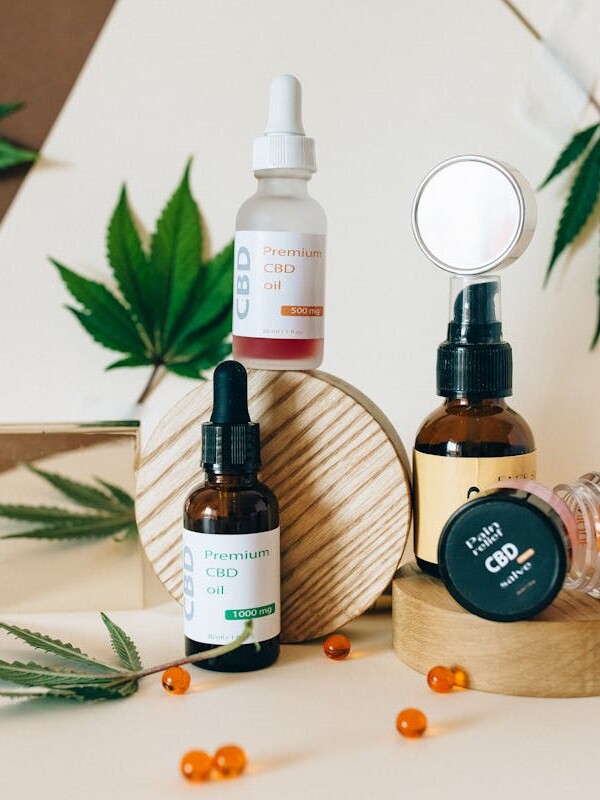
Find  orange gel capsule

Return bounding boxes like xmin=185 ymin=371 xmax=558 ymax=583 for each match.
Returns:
xmin=213 ymin=745 xmax=248 ymax=778
xmin=452 ymin=667 xmax=469 ymax=688
xmin=427 ymin=665 xmax=455 ymax=693
xmin=162 ymin=666 xmax=191 ymax=694
xmin=323 ymin=634 xmax=351 ymax=660
xmin=180 ymin=750 xmax=212 ymax=782
xmin=396 ymin=708 xmax=427 ymax=738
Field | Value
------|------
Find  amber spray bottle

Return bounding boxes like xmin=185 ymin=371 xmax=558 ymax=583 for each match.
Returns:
xmin=183 ymin=361 xmax=280 ymax=671
xmin=411 ymin=155 xmax=538 ymax=577
xmin=413 ymin=275 xmax=536 ymax=576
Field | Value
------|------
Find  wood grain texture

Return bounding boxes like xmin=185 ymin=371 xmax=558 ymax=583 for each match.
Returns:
xmin=393 ymin=563 xmax=600 ymax=697
xmin=136 ymin=369 xmax=411 ymax=642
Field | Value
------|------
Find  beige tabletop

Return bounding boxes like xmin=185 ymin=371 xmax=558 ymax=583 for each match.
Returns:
xmin=0 ymin=600 xmax=593 ymax=800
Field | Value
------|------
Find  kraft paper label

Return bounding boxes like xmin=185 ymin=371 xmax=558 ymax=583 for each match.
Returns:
xmin=233 ymin=231 xmax=326 ymax=339
xmin=413 ymin=451 xmax=537 ymax=564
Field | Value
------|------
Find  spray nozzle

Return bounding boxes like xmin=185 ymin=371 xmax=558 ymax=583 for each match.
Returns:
xmin=438 ymin=274 xmax=512 ymax=398
xmin=264 ymin=75 xmax=305 ymax=135
xmin=448 ymin=276 xmax=502 ymax=345
xmin=210 ymin=361 xmax=251 ymax=424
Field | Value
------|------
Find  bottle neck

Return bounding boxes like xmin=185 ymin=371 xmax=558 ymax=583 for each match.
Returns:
xmin=443 ymin=397 xmax=508 ymax=408
xmin=254 ymin=169 xmax=311 ymax=198
xmin=204 ymin=469 xmax=257 ymax=488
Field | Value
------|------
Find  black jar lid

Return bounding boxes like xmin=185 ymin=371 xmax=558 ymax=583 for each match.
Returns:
xmin=438 ymin=488 xmax=568 ymax=622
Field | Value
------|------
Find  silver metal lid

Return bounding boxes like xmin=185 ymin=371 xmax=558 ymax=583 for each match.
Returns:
xmin=412 ymin=155 xmax=537 ymax=275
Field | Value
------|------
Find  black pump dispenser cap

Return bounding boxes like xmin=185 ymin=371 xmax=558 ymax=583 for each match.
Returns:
xmin=437 ymin=277 xmax=512 ymax=397
xmin=202 ymin=361 xmax=260 ymax=472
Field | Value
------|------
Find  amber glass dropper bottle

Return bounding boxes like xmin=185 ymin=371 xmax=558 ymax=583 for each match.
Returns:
xmin=413 ymin=276 xmax=536 ymax=577
xmin=183 ymin=361 xmax=280 ymax=671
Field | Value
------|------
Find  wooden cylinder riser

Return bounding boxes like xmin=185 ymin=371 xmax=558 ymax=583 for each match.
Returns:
xmin=136 ymin=369 xmax=412 ymax=642
xmin=393 ymin=563 xmax=600 ymax=697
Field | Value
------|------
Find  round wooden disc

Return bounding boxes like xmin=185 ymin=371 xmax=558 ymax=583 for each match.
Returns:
xmin=136 ymin=369 xmax=411 ymax=642
xmin=393 ymin=562 xmax=600 ymax=697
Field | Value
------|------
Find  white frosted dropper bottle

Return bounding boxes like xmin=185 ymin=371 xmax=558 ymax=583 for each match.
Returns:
xmin=233 ymin=75 xmax=327 ymax=370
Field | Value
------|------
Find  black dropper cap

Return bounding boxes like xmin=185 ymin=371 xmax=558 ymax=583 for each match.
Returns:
xmin=201 ymin=361 xmax=261 ymax=472
xmin=437 ymin=276 xmax=512 ymax=398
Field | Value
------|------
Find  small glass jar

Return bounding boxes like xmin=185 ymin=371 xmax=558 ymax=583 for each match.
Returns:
xmin=438 ymin=471 xmax=600 ymax=621
xmin=554 ymin=473 xmax=600 ymax=597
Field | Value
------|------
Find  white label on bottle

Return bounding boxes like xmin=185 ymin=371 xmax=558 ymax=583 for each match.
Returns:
xmin=233 ymin=231 xmax=326 ymax=339
xmin=182 ymin=527 xmax=280 ymax=644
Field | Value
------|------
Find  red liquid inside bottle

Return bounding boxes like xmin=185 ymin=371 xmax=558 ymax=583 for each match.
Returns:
xmin=233 ymin=335 xmax=323 ymax=370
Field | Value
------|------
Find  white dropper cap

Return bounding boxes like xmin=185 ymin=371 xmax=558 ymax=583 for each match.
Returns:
xmin=253 ymin=75 xmax=316 ymax=173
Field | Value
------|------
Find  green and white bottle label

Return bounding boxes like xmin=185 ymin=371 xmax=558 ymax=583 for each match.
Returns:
xmin=182 ymin=527 xmax=280 ymax=645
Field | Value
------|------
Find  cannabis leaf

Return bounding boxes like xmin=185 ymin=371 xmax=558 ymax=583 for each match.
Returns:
xmin=541 ymin=124 xmax=600 ymax=349
xmin=539 ymin=123 xmax=600 ymax=189
xmin=0 ymin=101 xmax=38 ymax=171
xmin=100 ymin=612 xmax=142 ymax=671
xmin=0 ymin=615 xmax=253 ymax=703
xmin=0 ymin=464 xmax=137 ymax=542
xmin=0 ymin=621 xmax=121 ymax=672
xmin=51 ymin=160 xmax=234 ymax=403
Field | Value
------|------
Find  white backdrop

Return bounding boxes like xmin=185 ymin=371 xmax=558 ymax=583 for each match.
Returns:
xmin=0 ymin=0 xmax=598 ymax=486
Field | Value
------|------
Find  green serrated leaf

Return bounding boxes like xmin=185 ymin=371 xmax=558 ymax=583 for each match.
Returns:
xmin=168 ymin=240 xmax=233 ymax=352
xmin=1 ymin=517 xmax=132 ymax=541
xmin=540 ymin=123 xmax=600 ymax=189
xmin=0 ymin=688 xmax=80 ymax=700
xmin=0 ymin=660 xmax=127 ymax=689
xmin=0 ymin=505 xmax=111 ymax=523
xmin=106 ymin=354 xmax=152 ymax=370
xmin=68 ymin=680 xmax=139 ymax=701
xmin=94 ymin=479 xmax=134 ymax=509
xmin=0 ymin=139 xmax=38 ymax=170
xmin=0 ymin=101 xmax=24 ymax=120
xmin=0 ymin=468 xmax=135 ymax=542
xmin=150 ymin=160 xmax=203 ymax=345
xmin=202 ymin=238 xmax=234 ymax=299
xmin=26 ymin=465 xmax=124 ymax=513
xmin=52 ymin=260 xmax=147 ymax=356
xmin=67 ymin=308 xmax=138 ymax=356
xmin=0 ymin=621 xmax=121 ymax=672
xmin=167 ymin=363 xmax=209 ymax=380
xmin=173 ymin=305 xmax=232 ymax=360
xmin=168 ymin=340 xmax=231 ymax=379
xmin=115 ymin=679 xmax=139 ymax=697
xmin=107 ymin=187 xmax=154 ymax=341
xmin=0 ymin=615 xmax=254 ymax=705
xmin=51 ymin=161 xmax=233 ymax=402
xmin=546 ymin=138 xmax=600 ymax=281
xmin=100 ymin=613 xmax=142 ymax=671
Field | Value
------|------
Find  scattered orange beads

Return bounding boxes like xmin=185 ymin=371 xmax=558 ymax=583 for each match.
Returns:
xmin=213 ymin=745 xmax=248 ymax=778
xmin=162 ymin=666 xmax=191 ymax=694
xmin=180 ymin=745 xmax=248 ymax=783
xmin=396 ymin=708 xmax=427 ymax=739
xmin=180 ymin=750 xmax=212 ymax=782
xmin=323 ymin=634 xmax=351 ymax=660
xmin=452 ymin=667 xmax=469 ymax=689
xmin=427 ymin=665 xmax=455 ymax=693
